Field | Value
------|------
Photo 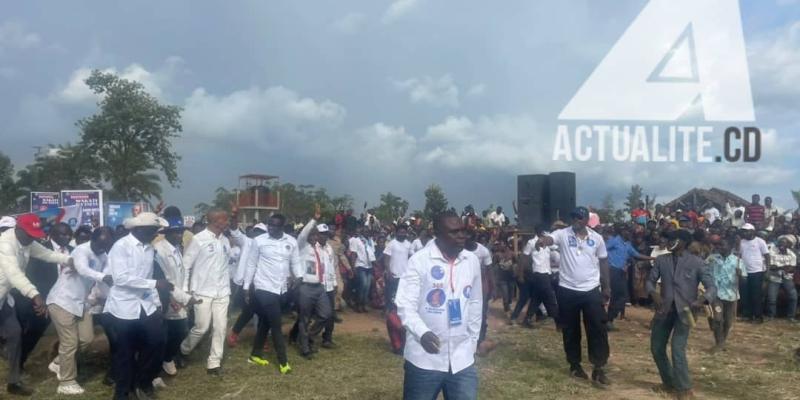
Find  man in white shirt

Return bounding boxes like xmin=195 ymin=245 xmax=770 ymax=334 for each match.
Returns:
xmin=348 ymin=227 xmax=376 ymax=313
xmin=383 ymin=225 xmax=413 ymax=353
xmin=488 ymin=206 xmax=507 ymax=227
xmin=512 ymin=226 xmax=559 ymax=328
xmin=0 ymin=214 xmax=73 ymax=396
xmin=46 ymin=227 xmax=114 ymax=395
xmin=227 ymin=224 xmax=267 ymax=348
xmin=180 ymin=209 xmax=233 ymax=375
xmin=464 ymin=231 xmax=493 ymax=352
xmin=104 ymin=212 xmax=173 ymax=400
xmin=411 ymin=229 xmax=432 ymax=254
xmin=537 ymin=207 xmax=611 ymax=386
xmin=738 ymin=223 xmax=769 ymax=323
xmin=155 ymin=215 xmax=200 ymax=376
xmin=243 ymin=213 xmax=300 ymax=375
xmin=396 ymin=211 xmax=482 ymax=400
xmin=384 ymin=225 xmax=413 ymax=308
xmin=293 ymin=210 xmax=335 ymax=357
xmin=766 ymin=235 xmax=797 ymax=321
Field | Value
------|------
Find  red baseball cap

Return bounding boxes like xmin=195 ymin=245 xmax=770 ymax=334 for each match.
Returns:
xmin=16 ymin=214 xmax=46 ymax=239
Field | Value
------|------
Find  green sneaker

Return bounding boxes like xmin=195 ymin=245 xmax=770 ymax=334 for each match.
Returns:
xmin=248 ymin=355 xmax=270 ymax=366
xmin=279 ymin=363 xmax=292 ymax=375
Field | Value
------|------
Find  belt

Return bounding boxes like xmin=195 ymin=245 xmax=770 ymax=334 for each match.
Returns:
xmin=302 ymin=282 xmax=323 ymax=287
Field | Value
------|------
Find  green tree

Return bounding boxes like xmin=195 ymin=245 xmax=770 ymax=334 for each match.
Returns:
xmin=423 ymin=184 xmax=448 ymax=221
xmin=195 ymin=187 xmax=236 ymax=215
xmin=0 ymin=152 xmax=23 ymax=214
xmin=15 ymin=144 xmax=101 ymax=194
xmin=596 ymin=193 xmax=616 ymax=224
xmin=373 ymin=192 xmax=409 ymax=224
xmin=78 ymin=70 xmax=182 ymax=202
xmin=624 ymin=184 xmax=644 ymax=212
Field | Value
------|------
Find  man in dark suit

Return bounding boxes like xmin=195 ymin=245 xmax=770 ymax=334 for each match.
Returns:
xmin=646 ymin=229 xmax=716 ymax=400
xmin=12 ymin=222 xmax=73 ymax=371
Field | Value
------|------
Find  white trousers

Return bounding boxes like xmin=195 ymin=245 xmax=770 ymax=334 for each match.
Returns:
xmin=180 ymin=295 xmax=229 ymax=369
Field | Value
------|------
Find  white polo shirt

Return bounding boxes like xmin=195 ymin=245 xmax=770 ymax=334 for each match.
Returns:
xmin=396 ymin=240 xmax=483 ymax=374
xmin=548 ymin=227 xmax=607 ymax=292
xmin=739 ymin=237 xmax=768 ymax=273
xmin=384 ymin=239 xmax=413 ymax=278
xmin=523 ymin=237 xmax=552 ymax=274
xmin=469 ymin=243 xmax=493 ymax=268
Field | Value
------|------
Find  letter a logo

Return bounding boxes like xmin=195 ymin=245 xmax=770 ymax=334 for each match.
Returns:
xmin=559 ymin=0 xmax=755 ymax=122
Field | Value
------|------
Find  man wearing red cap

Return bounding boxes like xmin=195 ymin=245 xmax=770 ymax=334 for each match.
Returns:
xmin=0 ymin=214 xmax=73 ymax=396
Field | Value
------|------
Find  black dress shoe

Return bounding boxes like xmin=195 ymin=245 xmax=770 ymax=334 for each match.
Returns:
xmin=321 ymin=341 xmax=337 ymax=349
xmin=569 ymin=365 xmax=589 ymax=380
xmin=135 ymin=387 xmax=156 ymax=400
xmin=7 ymin=383 xmax=33 ymax=396
xmin=207 ymin=367 xmax=222 ymax=376
xmin=175 ymin=354 xmax=187 ymax=369
xmin=592 ymin=368 xmax=611 ymax=387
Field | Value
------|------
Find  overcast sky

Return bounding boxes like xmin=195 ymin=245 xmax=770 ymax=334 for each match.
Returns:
xmin=1 ymin=0 xmax=798 ymax=216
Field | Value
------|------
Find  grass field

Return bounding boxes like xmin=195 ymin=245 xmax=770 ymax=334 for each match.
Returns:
xmin=2 ymin=302 xmax=800 ymax=400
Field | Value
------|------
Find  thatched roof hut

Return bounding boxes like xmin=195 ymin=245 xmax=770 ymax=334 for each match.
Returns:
xmin=663 ymin=188 xmax=749 ymax=211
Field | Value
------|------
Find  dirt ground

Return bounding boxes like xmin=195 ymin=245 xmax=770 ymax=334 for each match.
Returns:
xmin=2 ymin=300 xmax=799 ymax=399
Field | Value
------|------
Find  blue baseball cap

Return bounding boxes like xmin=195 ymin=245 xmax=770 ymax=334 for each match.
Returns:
xmin=161 ymin=216 xmax=186 ymax=232
xmin=570 ymin=207 xmax=589 ymax=220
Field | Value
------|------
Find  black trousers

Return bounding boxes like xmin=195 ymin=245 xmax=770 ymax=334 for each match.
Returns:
xmin=111 ymin=309 xmax=164 ymax=399
xmin=297 ymin=283 xmax=332 ymax=354
xmin=608 ymin=268 xmax=628 ymax=322
xmin=497 ymin=269 xmax=516 ymax=312
xmin=164 ymin=318 xmax=188 ymax=363
xmin=530 ymin=272 xmax=559 ymax=324
xmin=252 ymin=290 xmax=288 ymax=365
xmin=556 ymin=286 xmax=609 ymax=368
xmin=510 ymin=278 xmax=532 ymax=321
xmin=12 ymin=292 xmax=51 ymax=369
xmin=745 ymin=272 xmax=765 ymax=320
xmin=323 ymin=290 xmax=336 ymax=343
xmin=386 ymin=277 xmax=400 ymax=312
xmin=232 ymin=285 xmax=261 ymax=335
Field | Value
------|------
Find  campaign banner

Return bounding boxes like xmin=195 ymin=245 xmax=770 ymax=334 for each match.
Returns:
xmin=105 ymin=202 xmax=149 ymax=228
xmin=60 ymin=190 xmax=103 ymax=230
xmin=30 ymin=192 xmax=61 ymax=213
xmin=32 ymin=205 xmax=82 ymax=233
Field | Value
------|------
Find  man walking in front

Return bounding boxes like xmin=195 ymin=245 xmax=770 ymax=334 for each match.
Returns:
xmin=536 ymin=206 xmax=611 ymax=386
xmin=396 ymin=211 xmax=482 ymax=400
xmin=180 ymin=209 xmax=233 ymax=375
xmin=0 ymin=214 xmax=73 ymax=396
xmin=647 ymin=229 xmax=716 ymax=399
xmin=243 ymin=213 xmax=300 ymax=374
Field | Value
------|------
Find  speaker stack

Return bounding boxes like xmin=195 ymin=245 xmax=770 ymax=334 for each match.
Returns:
xmin=517 ymin=171 xmax=576 ymax=231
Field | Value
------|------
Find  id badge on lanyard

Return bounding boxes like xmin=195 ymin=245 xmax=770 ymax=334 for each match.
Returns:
xmin=446 ymin=258 xmax=462 ymax=327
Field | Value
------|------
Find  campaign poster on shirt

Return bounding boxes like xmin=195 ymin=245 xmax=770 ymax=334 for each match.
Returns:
xmin=61 ymin=190 xmax=103 ymax=229
xmin=30 ymin=192 xmax=61 ymax=213
xmin=105 ymin=202 xmax=149 ymax=228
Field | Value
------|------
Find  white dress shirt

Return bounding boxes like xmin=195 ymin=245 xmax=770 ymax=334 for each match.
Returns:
xmin=46 ymin=242 xmax=106 ymax=317
xmin=523 ymin=237 xmax=553 ymax=274
xmin=396 ymin=240 xmax=483 ymax=374
xmin=104 ymin=233 xmax=161 ymax=320
xmin=296 ymin=219 xmax=336 ymax=287
xmin=384 ymin=239 xmax=413 ymax=278
xmin=183 ymin=229 xmax=232 ymax=298
xmin=411 ymin=238 xmax=426 ymax=254
xmin=548 ymin=227 xmax=608 ymax=292
xmin=349 ymin=236 xmax=376 ymax=268
xmin=469 ymin=243 xmax=493 ymax=268
xmin=0 ymin=229 xmax=71 ymax=304
xmin=244 ymin=232 xmax=300 ymax=294
xmin=233 ymin=234 xmax=255 ymax=287
xmin=154 ymin=239 xmax=192 ymax=320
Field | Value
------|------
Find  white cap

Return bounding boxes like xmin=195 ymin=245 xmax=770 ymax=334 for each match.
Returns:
xmin=253 ymin=223 xmax=268 ymax=232
xmin=123 ymin=212 xmax=168 ymax=229
xmin=0 ymin=216 xmax=16 ymax=229
xmin=316 ymin=223 xmax=330 ymax=233
xmin=741 ymin=223 xmax=755 ymax=231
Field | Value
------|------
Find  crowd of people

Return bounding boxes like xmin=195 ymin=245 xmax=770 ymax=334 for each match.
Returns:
xmin=0 ymin=192 xmax=798 ymax=400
